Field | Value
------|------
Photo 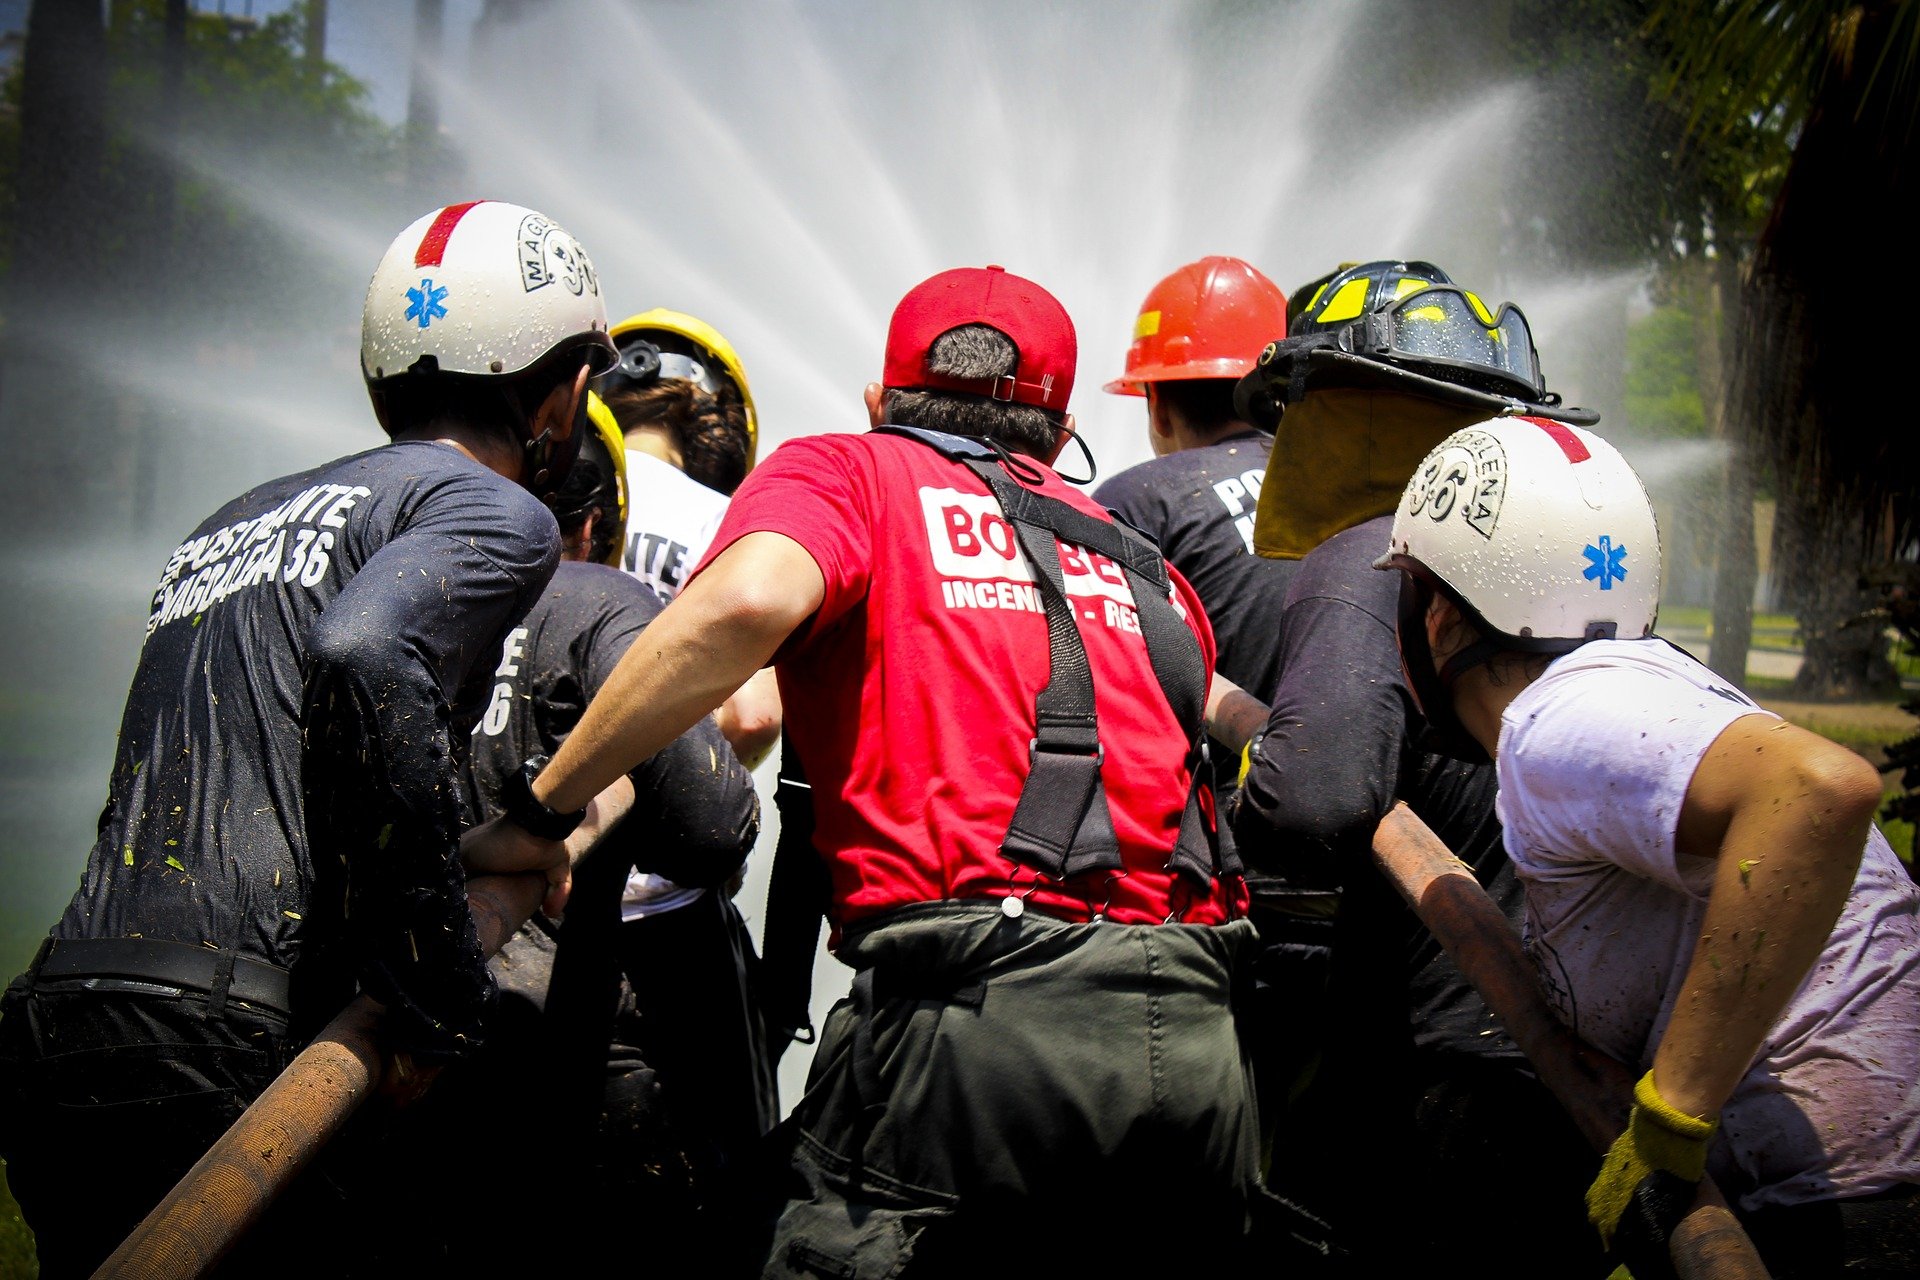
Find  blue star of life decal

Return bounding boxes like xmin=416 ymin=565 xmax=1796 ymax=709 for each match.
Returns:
xmin=1582 ymin=535 xmax=1627 ymax=591
xmin=405 ymin=277 xmax=449 ymax=329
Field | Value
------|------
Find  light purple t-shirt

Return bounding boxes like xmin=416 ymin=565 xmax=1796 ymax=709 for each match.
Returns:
xmin=1498 ymin=638 xmax=1920 ymax=1210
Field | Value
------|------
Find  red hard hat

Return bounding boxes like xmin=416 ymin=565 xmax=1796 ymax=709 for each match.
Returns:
xmin=1104 ymin=256 xmax=1288 ymax=396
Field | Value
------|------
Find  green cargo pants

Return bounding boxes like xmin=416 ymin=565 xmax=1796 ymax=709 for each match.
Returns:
xmin=760 ymin=901 xmax=1263 ymax=1278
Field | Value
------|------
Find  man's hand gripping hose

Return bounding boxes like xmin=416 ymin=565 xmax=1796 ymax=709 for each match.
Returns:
xmin=1589 ymin=1070 xmax=1719 ymax=1280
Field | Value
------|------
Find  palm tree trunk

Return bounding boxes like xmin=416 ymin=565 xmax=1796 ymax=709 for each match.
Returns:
xmin=1702 ymin=225 xmax=1755 ymax=688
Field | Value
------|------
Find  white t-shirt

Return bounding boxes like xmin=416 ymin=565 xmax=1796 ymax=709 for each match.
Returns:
xmin=1498 ymin=638 xmax=1920 ymax=1210
xmin=620 ymin=451 xmax=729 ymax=602
xmin=619 ymin=450 xmax=734 ymax=921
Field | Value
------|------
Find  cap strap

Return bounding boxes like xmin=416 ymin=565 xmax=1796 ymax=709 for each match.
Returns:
xmin=909 ymin=368 xmax=1062 ymax=409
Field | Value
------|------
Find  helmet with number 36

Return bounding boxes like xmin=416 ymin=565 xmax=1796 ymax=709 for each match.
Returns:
xmin=1373 ymin=417 xmax=1660 ymax=744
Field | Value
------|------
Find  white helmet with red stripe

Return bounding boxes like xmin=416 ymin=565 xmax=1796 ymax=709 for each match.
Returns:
xmin=1374 ymin=416 xmax=1659 ymax=754
xmin=1379 ymin=415 xmax=1659 ymax=645
xmin=360 ymin=200 xmax=614 ymax=385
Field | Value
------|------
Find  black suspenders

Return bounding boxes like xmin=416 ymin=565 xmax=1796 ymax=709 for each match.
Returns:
xmin=878 ymin=425 xmax=1239 ymax=893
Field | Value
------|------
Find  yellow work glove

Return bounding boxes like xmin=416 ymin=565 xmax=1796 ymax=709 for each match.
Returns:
xmin=1238 ymin=734 xmax=1260 ymax=788
xmin=1587 ymin=1071 xmax=1717 ymax=1276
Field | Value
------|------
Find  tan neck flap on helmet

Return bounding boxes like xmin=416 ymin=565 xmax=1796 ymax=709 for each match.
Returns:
xmin=1252 ymin=388 xmax=1496 ymax=560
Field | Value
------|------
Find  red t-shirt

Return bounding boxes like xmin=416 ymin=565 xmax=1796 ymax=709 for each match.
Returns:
xmin=694 ymin=430 xmax=1242 ymax=930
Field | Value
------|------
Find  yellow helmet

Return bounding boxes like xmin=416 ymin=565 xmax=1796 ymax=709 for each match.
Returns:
xmin=608 ymin=309 xmax=759 ymax=469
xmin=581 ymin=390 xmax=629 ymax=566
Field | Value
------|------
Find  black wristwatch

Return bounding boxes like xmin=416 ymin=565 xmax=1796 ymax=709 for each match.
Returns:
xmin=502 ymin=754 xmax=587 ymax=840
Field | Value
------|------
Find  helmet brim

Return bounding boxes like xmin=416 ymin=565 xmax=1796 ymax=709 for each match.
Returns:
xmin=1299 ymin=348 xmax=1598 ymax=426
xmin=1103 ymin=359 xmax=1261 ymax=396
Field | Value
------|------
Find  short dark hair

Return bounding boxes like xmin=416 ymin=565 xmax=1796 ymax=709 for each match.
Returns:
xmin=548 ymin=427 xmax=621 ymax=562
xmin=375 ymin=343 xmax=592 ymax=449
xmin=1152 ymin=377 xmax=1243 ymax=434
xmin=601 ymin=380 xmax=752 ymax=496
xmin=881 ymin=325 xmax=1064 ymax=458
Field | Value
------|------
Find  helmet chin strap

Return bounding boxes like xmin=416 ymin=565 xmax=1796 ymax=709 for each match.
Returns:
xmin=517 ymin=370 xmax=592 ymax=503
xmin=1437 ymin=637 xmax=1507 ymax=690
xmin=1052 ymin=427 xmax=1098 ymax=486
xmin=524 ymin=421 xmax=556 ymax=493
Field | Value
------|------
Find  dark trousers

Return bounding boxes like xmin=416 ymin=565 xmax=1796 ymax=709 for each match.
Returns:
xmin=620 ymin=889 xmax=779 ymax=1194
xmin=1742 ymin=1184 xmax=1920 ymax=1279
xmin=0 ymin=976 xmax=335 ymax=1279
xmin=758 ymin=903 xmax=1264 ymax=1278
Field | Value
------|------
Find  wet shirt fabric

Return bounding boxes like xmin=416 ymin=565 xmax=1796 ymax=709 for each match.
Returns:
xmin=617 ymin=450 xmax=733 ymax=919
xmin=464 ymin=559 xmax=758 ymax=890
xmin=55 ymin=440 xmax=560 ymax=1056
xmin=1231 ymin=515 xmax=1519 ymax=1057
xmin=1093 ymin=430 xmax=1296 ymax=699
xmin=695 ymin=430 xmax=1238 ymax=930
xmin=1499 ymin=638 xmax=1920 ymax=1210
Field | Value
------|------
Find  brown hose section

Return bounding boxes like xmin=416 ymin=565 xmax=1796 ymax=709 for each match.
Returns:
xmin=1372 ymin=802 xmax=1770 ymax=1280
xmin=92 ymin=872 xmax=546 ymax=1280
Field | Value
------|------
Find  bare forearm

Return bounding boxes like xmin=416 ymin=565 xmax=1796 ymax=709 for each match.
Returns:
xmin=564 ymin=775 xmax=636 ymax=866
xmin=538 ymin=602 xmax=772 ymax=811
xmin=1205 ymin=673 xmax=1269 ymax=756
xmin=1656 ymin=745 xmax=1874 ymax=1117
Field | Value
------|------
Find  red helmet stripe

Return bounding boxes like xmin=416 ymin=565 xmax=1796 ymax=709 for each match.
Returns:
xmin=1528 ymin=416 xmax=1591 ymax=464
xmin=413 ymin=201 xmax=485 ymax=268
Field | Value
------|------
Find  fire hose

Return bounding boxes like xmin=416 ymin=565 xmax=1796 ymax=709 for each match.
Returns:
xmin=1371 ymin=802 xmax=1769 ymax=1280
xmin=91 ymin=872 xmax=546 ymax=1280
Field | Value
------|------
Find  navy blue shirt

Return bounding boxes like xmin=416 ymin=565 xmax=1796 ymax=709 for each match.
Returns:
xmin=1094 ymin=431 xmax=1295 ymax=700
xmin=57 ymin=440 xmax=560 ymax=1057
xmin=464 ymin=560 xmax=758 ymax=889
xmin=1231 ymin=515 xmax=1521 ymax=1059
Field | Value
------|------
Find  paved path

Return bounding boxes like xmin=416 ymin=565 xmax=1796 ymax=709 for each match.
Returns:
xmin=1661 ymin=627 xmax=1920 ymax=688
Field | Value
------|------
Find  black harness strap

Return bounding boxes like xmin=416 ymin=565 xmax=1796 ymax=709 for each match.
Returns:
xmin=978 ymin=466 xmax=1118 ymax=879
xmin=879 ymin=426 xmax=1238 ymax=891
xmin=760 ymin=735 xmax=827 ymax=1052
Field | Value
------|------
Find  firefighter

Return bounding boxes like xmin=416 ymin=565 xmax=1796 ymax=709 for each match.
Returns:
xmin=440 ymin=408 xmax=763 ymax=1269
xmin=1227 ymin=261 xmax=1608 ymax=1273
xmin=600 ymin=308 xmax=759 ymax=598
xmin=464 ymin=264 xmax=1265 ymax=1274
xmin=1379 ymin=416 xmax=1920 ymax=1278
xmin=591 ymin=311 xmax=785 ymax=1186
xmin=0 ymin=200 xmax=613 ymax=1278
xmin=1094 ymin=255 xmax=1294 ymax=701
xmin=1089 ymin=255 xmax=1323 ymax=1180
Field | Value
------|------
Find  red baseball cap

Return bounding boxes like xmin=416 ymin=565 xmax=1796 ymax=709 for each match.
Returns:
xmin=882 ymin=265 xmax=1076 ymax=410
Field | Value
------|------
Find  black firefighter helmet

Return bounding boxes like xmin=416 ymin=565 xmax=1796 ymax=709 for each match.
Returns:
xmin=1236 ymin=259 xmax=1595 ymax=428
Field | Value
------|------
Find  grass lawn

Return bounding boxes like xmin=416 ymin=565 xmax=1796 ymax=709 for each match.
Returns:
xmin=0 ymin=1171 xmax=34 ymax=1279
xmin=1661 ymin=603 xmax=1920 ymax=676
xmin=1659 ymin=604 xmax=1799 ymax=645
xmin=1749 ymin=681 xmax=1918 ymax=861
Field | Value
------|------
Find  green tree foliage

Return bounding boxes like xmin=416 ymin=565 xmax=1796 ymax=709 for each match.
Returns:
xmin=1624 ymin=305 xmax=1706 ymax=441
xmin=1651 ymin=0 xmax=1920 ymax=697
xmin=1509 ymin=0 xmax=1800 ymax=684
xmin=0 ymin=0 xmax=397 ymax=339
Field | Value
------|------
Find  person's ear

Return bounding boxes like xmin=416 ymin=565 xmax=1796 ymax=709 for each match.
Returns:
xmin=1425 ymin=592 xmax=1463 ymax=666
xmin=864 ymin=382 xmax=886 ymax=428
xmin=1042 ymin=413 xmax=1078 ymax=466
xmin=574 ymin=508 xmax=598 ymax=562
xmin=534 ymin=362 xmax=593 ymax=446
xmin=1146 ymin=386 xmax=1176 ymax=441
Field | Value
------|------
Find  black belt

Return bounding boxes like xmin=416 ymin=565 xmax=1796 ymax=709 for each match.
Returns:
xmin=28 ymin=937 xmax=292 ymax=1016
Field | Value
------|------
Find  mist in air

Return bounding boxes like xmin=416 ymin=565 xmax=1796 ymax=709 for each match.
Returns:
xmin=0 ymin=0 xmax=1681 ymax=1101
